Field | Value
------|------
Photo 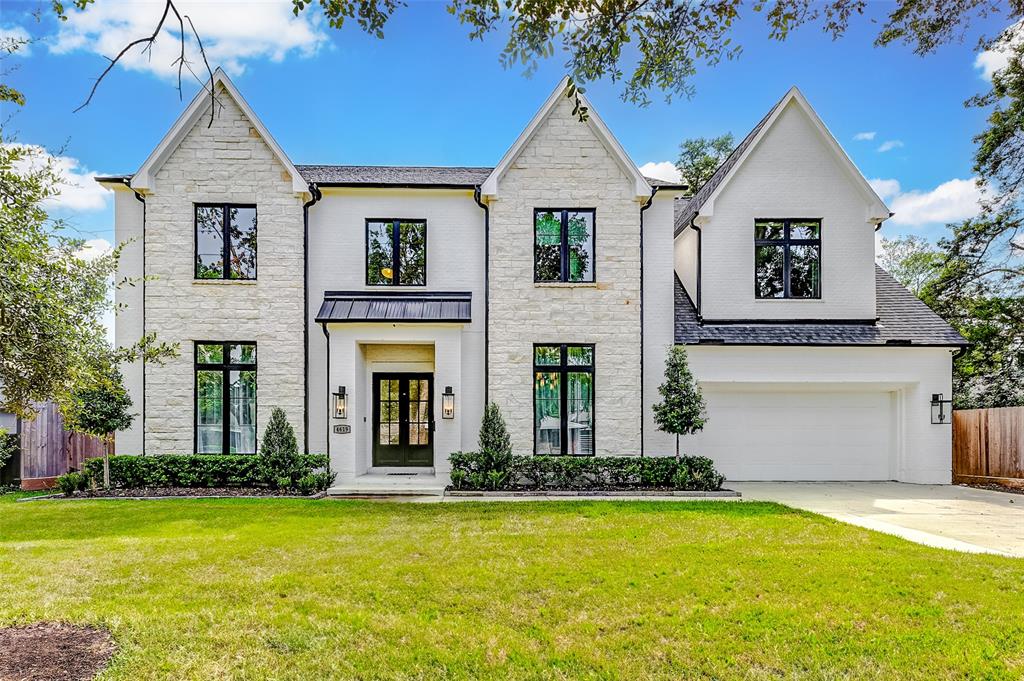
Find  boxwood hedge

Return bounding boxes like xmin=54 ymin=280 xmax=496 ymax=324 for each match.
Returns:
xmin=82 ymin=454 xmax=332 ymax=490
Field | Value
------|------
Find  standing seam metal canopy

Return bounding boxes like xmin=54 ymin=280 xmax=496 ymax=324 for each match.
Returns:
xmin=316 ymin=291 xmax=472 ymax=323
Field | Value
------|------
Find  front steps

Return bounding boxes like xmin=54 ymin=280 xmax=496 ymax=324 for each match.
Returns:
xmin=326 ymin=472 xmax=448 ymax=497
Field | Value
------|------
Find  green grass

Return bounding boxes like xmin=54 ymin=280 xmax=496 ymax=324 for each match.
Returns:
xmin=1 ymin=497 xmax=1022 ymax=680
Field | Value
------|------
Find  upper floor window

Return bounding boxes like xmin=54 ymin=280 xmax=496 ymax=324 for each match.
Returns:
xmin=366 ymin=219 xmax=426 ymax=286
xmin=195 ymin=205 xmax=257 ymax=280
xmin=754 ymin=219 xmax=821 ymax=299
xmin=534 ymin=344 xmax=594 ymax=456
xmin=195 ymin=342 xmax=256 ymax=454
xmin=534 ymin=209 xmax=595 ymax=283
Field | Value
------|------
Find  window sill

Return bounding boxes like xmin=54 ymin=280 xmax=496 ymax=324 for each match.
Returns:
xmin=754 ymin=298 xmax=823 ymax=302
xmin=193 ymin=279 xmax=257 ymax=285
xmin=535 ymin=282 xmax=600 ymax=289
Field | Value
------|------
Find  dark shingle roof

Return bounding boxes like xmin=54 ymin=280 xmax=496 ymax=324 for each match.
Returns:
xmin=673 ymin=93 xmax=788 ymax=235
xmin=296 ymin=165 xmax=492 ymax=187
xmin=316 ymin=291 xmax=472 ymax=323
xmin=674 ymin=266 xmax=967 ymax=346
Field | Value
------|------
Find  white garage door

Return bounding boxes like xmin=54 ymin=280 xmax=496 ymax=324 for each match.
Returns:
xmin=694 ymin=389 xmax=895 ymax=481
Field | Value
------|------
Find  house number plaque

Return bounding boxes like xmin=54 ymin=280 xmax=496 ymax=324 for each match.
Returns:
xmin=333 ymin=424 xmax=351 ymax=434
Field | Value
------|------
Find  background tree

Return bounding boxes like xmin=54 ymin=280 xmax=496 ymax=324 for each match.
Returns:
xmin=877 ymin=235 xmax=944 ymax=295
xmin=653 ymin=346 xmax=707 ymax=459
xmin=65 ymin=368 xmax=134 ymax=487
xmin=675 ymin=133 xmax=734 ymax=195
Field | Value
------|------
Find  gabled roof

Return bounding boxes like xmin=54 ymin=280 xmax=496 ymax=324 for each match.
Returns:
xmin=130 ymin=68 xmax=307 ymax=194
xmin=674 ymin=266 xmax=967 ymax=347
xmin=674 ymin=87 xmax=890 ymax=236
xmin=481 ymin=76 xmax=653 ymax=200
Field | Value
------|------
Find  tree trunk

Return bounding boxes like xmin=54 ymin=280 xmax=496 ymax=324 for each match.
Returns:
xmin=102 ymin=435 xmax=111 ymax=488
xmin=675 ymin=434 xmax=680 ymax=461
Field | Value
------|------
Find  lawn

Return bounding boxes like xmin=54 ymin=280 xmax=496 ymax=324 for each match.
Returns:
xmin=1 ymin=497 xmax=1022 ymax=680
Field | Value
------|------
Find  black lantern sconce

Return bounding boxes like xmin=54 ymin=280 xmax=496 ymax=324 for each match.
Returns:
xmin=333 ymin=386 xmax=348 ymax=419
xmin=441 ymin=386 xmax=455 ymax=419
xmin=930 ymin=393 xmax=952 ymax=424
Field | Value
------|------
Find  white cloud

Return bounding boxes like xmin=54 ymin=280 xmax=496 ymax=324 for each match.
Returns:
xmin=5 ymin=143 xmax=110 ymax=212
xmin=76 ymin=238 xmax=113 ymax=261
xmin=974 ymin=21 xmax=1023 ymax=81
xmin=880 ymin=177 xmax=986 ymax=227
xmin=877 ymin=140 xmax=904 ymax=153
xmin=853 ymin=131 xmax=876 ymax=141
xmin=50 ymin=0 xmax=328 ymax=80
xmin=638 ymin=161 xmax=681 ymax=183
xmin=0 ymin=25 xmax=31 ymax=55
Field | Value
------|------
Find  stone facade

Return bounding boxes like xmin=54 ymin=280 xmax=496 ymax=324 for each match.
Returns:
xmin=488 ymin=95 xmax=644 ymax=457
xmin=141 ymin=83 xmax=306 ymax=454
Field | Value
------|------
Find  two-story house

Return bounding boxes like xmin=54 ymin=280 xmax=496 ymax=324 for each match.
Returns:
xmin=97 ymin=70 xmax=965 ymax=491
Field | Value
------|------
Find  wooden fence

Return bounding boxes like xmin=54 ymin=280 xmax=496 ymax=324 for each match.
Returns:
xmin=18 ymin=402 xmax=113 ymax=490
xmin=953 ymin=406 xmax=1024 ymax=488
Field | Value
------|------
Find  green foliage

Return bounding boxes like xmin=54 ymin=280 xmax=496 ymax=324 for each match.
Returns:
xmin=675 ymin=133 xmax=734 ymax=195
xmin=82 ymin=453 xmax=331 ymax=489
xmin=55 ymin=471 xmax=88 ymax=496
xmin=448 ymin=451 xmax=725 ymax=491
xmin=259 ymin=407 xmax=301 ymax=488
xmin=653 ymin=346 xmax=707 ymax=457
xmin=0 ymin=430 xmax=17 ymax=474
xmin=877 ymin=236 xmax=944 ymax=295
xmin=64 ymin=368 xmax=135 ymax=438
xmin=478 ymin=402 xmax=512 ymax=459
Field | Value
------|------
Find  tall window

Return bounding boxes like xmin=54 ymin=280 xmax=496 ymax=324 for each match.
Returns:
xmin=366 ymin=219 xmax=427 ymax=286
xmin=534 ymin=209 xmax=595 ymax=282
xmin=754 ymin=219 xmax=821 ymax=299
xmin=195 ymin=205 xmax=257 ymax=280
xmin=195 ymin=342 xmax=257 ymax=454
xmin=534 ymin=344 xmax=594 ymax=456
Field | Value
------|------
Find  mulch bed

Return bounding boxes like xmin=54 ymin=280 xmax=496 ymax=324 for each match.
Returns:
xmin=959 ymin=482 xmax=1023 ymax=496
xmin=0 ymin=623 xmax=115 ymax=681
xmin=55 ymin=487 xmax=308 ymax=499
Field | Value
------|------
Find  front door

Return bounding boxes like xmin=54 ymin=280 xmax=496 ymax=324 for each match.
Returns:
xmin=372 ymin=373 xmax=434 ymax=467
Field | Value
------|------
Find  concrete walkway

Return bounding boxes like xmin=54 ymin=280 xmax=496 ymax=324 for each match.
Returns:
xmin=731 ymin=482 xmax=1024 ymax=558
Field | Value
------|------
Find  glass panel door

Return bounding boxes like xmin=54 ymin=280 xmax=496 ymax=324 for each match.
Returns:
xmin=373 ymin=373 xmax=434 ymax=467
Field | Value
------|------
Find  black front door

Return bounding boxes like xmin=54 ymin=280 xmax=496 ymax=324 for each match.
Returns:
xmin=372 ymin=373 xmax=434 ymax=467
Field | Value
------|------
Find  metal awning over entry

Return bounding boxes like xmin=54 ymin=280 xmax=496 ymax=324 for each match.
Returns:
xmin=316 ymin=291 xmax=472 ymax=324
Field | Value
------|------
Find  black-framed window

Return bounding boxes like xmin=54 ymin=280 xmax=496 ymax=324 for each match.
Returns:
xmin=534 ymin=344 xmax=594 ymax=456
xmin=195 ymin=204 xmax=257 ymax=280
xmin=534 ymin=209 xmax=595 ymax=282
xmin=195 ymin=342 xmax=257 ymax=454
xmin=366 ymin=219 xmax=426 ymax=286
xmin=754 ymin=218 xmax=821 ymax=299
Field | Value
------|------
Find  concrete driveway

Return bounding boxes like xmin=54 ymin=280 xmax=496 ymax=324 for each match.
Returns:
xmin=731 ymin=482 xmax=1024 ymax=558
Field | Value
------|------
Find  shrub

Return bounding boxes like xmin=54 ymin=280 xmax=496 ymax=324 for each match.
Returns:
xmin=448 ymin=452 xmax=725 ymax=491
xmin=83 ymin=453 xmax=332 ymax=490
xmin=259 ymin=407 xmax=301 ymax=488
xmin=478 ymin=403 xmax=512 ymax=458
xmin=56 ymin=472 xmax=86 ymax=497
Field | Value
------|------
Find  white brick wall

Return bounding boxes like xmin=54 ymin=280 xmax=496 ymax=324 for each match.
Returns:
xmin=142 ymin=83 xmax=306 ymax=454
xmin=488 ymin=95 xmax=644 ymax=457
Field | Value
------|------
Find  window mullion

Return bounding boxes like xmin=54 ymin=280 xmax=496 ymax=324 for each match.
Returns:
xmin=560 ymin=211 xmax=569 ymax=282
xmin=222 ymin=205 xmax=230 ymax=280
xmin=391 ymin=220 xmax=401 ymax=285
xmin=559 ymin=344 xmax=568 ymax=455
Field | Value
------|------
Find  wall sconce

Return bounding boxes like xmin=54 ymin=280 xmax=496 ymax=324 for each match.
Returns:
xmin=333 ymin=386 xmax=348 ymax=419
xmin=441 ymin=386 xmax=455 ymax=419
xmin=930 ymin=393 xmax=952 ymax=424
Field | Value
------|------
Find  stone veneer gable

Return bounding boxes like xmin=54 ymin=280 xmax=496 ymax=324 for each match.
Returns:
xmin=143 ymin=83 xmax=306 ymax=454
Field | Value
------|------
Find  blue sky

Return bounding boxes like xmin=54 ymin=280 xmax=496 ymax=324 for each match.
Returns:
xmin=1 ymin=0 xmax=1014 ymax=252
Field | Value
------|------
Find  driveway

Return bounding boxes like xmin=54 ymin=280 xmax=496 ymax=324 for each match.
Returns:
xmin=731 ymin=482 xmax=1024 ymax=558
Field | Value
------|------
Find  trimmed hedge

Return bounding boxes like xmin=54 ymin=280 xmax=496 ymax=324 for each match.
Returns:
xmin=448 ymin=452 xmax=725 ymax=491
xmin=82 ymin=454 xmax=333 ymax=491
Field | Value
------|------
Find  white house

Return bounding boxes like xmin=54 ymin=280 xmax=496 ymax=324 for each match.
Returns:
xmin=97 ymin=70 xmax=965 ymax=490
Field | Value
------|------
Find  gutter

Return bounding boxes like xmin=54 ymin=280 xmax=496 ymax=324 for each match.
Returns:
xmin=638 ymin=186 xmax=659 ymax=457
xmin=125 ymin=179 xmax=147 ymax=456
xmin=320 ymin=322 xmax=330 ymax=460
xmin=473 ymin=186 xmax=490 ymax=405
xmin=302 ymin=183 xmax=322 ymax=454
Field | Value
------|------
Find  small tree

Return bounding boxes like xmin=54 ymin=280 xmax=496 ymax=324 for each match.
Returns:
xmin=478 ymin=402 xmax=512 ymax=457
xmin=259 ymin=407 xmax=300 ymax=488
xmin=653 ymin=346 xmax=707 ymax=459
xmin=65 ymin=369 xmax=134 ymax=488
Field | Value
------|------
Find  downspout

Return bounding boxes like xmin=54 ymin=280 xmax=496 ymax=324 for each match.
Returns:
xmin=320 ymin=322 xmax=330 ymax=460
xmin=689 ymin=218 xmax=703 ymax=323
xmin=473 ymin=187 xmax=490 ymax=405
xmin=126 ymin=179 xmax=147 ymax=456
xmin=638 ymin=186 xmax=659 ymax=457
xmin=302 ymin=183 xmax=322 ymax=454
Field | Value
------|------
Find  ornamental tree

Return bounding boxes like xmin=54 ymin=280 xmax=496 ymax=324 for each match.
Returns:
xmin=478 ymin=402 xmax=512 ymax=459
xmin=653 ymin=346 xmax=707 ymax=459
xmin=65 ymin=368 xmax=134 ymax=487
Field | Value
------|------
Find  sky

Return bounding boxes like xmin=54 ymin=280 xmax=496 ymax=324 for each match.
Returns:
xmin=1 ymin=0 xmax=1017 ymax=258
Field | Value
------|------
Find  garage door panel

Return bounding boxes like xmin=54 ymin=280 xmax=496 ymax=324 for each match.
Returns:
xmin=693 ymin=389 xmax=895 ymax=481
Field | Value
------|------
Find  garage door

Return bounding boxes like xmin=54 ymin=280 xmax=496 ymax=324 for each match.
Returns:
xmin=692 ymin=389 xmax=895 ymax=481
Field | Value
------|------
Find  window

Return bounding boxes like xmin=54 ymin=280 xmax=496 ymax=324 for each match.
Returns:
xmin=366 ymin=219 xmax=427 ymax=286
xmin=195 ymin=342 xmax=257 ymax=454
xmin=195 ymin=205 xmax=257 ymax=280
xmin=754 ymin=219 xmax=821 ymax=299
xmin=534 ymin=209 xmax=595 ymax=282
xmin=534 ymin=344 xmax=594 ymax=456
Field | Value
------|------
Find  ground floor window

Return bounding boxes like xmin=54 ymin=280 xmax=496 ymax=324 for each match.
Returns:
xmin=534 ymin=344 xmax=594 ymax=456
xmin=195 ymin=342 xmax=257 ymax=454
